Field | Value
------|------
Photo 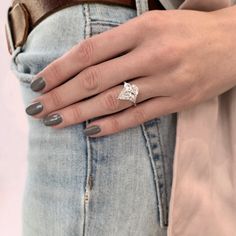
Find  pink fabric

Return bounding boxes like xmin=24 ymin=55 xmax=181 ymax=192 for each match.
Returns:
xmin=179 ymin=0 xmax=232 ymax=11
xmin=167 ymin=1 xmax=236 ymax=235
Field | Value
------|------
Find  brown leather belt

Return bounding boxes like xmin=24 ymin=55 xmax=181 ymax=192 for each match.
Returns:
xmin=5 ymin=0 xmax=165 ymax=54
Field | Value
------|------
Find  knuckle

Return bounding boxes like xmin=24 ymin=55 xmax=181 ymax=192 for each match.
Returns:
xmin=103 ymin=92 xmax=120 ymax=112
xmin=160 ymin=44 xmax=179 ymax=63
xmin=141 ymin=10 xmax=164 ymax=31
xmin=173 ymin=65 xmax=194 ymax=91
xmin=70 ymin=105 xmax=82 ymax=122
xmin=77 ymin=39 xmax=94 ymax=64
xmin=132 ymin=107 xmax=146 ymax=124
xmin=109 ymin=116 xmax=120 ymax=132
xmin=149 ymin=43 xmax=182 ymax=69
xmin=47 ymin=62 xmax=62 ymax=82
xmin=81 ymin=67 xmax=100 ymax=91
xmin=49 ymin=89 xmax=63 ymax=108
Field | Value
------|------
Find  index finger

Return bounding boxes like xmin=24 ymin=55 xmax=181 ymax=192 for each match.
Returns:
xmin=30 ymin=15 xmax=141 ymax=93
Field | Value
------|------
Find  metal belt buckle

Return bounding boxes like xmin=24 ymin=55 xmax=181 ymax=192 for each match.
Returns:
xmin=5 ymin=6 xmax=15 ymax=55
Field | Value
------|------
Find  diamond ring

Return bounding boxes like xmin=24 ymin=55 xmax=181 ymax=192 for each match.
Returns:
xmin=117 ymin=81 xmax=139 ymax=106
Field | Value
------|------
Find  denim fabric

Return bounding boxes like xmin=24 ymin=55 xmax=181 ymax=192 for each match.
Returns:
xmin=10 ymin=2 xmax=177 ymax=236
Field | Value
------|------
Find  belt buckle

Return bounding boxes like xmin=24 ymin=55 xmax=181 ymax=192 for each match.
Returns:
xmin=5 ymin=6 xmax=15 ymax=55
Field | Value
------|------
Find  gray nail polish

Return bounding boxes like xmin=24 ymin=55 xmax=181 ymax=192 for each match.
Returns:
xmin=25 ymin=101 xmax=43 ymax=115
xmin=83 ymin=125 xmax=101 ymax=136
xmin=30 ymin=77 xmax=46 ymax=91
xmin=43 ymin=114 xmax=62 ymax=126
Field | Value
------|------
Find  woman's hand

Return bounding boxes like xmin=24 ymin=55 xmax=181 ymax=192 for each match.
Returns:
xmin=25 ymin=6 xmax=236 ymax=137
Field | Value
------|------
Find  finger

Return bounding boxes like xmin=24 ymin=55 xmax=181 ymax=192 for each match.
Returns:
xmin=82 ymin=96 xmax=176 ymax=137
xmin=29 ymin=49 xmax=151 ymax=118
xmin=27 ymin=70 xmax=168 ymax=121
xmin=41 ymin=76 xmax=156 ymax=128
xmin=31 ymin=17 xmax=141 ymax=93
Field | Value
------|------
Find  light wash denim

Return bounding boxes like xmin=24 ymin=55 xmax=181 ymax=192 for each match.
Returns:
xmin=10 ymin=1 xmax=177 ymax=235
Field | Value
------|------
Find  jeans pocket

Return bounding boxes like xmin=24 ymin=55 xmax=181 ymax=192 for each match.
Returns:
xmin=9 ymin=3 xmax=137 ymax=85
xmin=141 ymin=113 xmax=177 ymax=229
xmin=10 ymin=4 xmax=90 ymax=85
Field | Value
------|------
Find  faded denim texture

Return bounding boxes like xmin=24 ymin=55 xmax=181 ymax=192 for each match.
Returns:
xmin=10 ymin=1 xmax=177 ymax=236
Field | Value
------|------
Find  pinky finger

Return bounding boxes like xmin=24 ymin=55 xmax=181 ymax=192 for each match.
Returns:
xmin=83 ymin=96 xmax=176 ymax=137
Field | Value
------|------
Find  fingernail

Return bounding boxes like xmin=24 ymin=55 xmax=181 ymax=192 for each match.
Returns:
xmin=25 ymin=101 xmax=43 ymax=115
xmin=83 ymin=125 xmax=101 ymax=136
xmin=43 ymin=114 xmax=62 ymax=126
xmin=30 ymin=77 xmax=46 ymax=91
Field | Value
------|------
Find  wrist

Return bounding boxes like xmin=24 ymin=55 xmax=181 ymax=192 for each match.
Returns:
xmin=211 ymin=5 xmax=236 ymax=85
xmin=211 ymin=5 xmax=236 ymax=34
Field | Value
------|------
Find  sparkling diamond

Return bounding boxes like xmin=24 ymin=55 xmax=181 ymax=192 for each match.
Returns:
xmin=117 ymin=82 xmax=139 ymax=105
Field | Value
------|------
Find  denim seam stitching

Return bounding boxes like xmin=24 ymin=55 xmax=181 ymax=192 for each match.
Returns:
xmin=90 ymin=21 xmax=121 ymax=27
xmin=155 ymin=118 xmax=169 ymax=227
xmin=82 ymin=3 xmax=92 ymax=236
xmin=90 ymin=18 xmax=122 ymax=25
xmin=140 ymin=123 xmax=165 ymax=228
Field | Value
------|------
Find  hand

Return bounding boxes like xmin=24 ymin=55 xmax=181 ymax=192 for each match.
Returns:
xmin=25 ymin=6 xmax=236 ymax=137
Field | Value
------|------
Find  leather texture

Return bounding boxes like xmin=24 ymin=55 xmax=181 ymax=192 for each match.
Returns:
xmin=5 ymin=0 xmax=165 ymax=54
xmin=9 ymin=3 xmax=30 ymax=49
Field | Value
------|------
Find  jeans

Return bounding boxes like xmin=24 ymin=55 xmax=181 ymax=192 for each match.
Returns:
xmin=10 ymin=2 xmax=177 ymax=236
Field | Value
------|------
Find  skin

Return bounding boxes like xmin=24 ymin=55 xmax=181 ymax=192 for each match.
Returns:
xmin=27 ymin=6 xmax=236 ymax=137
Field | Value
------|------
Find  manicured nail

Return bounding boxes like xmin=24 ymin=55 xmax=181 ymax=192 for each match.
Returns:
xmin=83 ymin=125 xmax=101 ymax=136
xmin=30 ymin=77 xmax=46 ymax=91
xmin=43 ymin=114 xmax=62 ymax=126
xmin=25 ymin=101 xmax=43 ymax=115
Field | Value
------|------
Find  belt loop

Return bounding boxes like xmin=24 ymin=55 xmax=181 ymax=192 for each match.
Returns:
xmin=135 ymin=0 xmax=149 ymax=15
